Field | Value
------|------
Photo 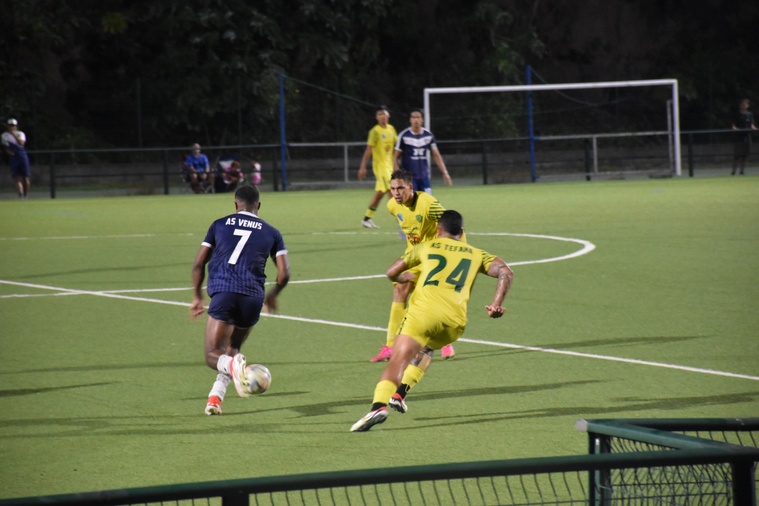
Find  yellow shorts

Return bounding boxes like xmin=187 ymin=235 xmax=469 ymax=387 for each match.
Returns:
xmin=397 ymin=310 xmax=465 ymax=350
xmin=374 ymin=170 xmax=391 ymax=193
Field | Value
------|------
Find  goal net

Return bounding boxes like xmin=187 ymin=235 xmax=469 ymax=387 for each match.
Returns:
xmin=423 ymin=79 xmax=681 ymax=183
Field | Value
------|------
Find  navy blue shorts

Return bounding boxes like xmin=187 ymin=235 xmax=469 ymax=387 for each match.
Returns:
xmin=10 ymin=154 xmax=30 ymax=178
xmin=208 ymin=292 xmax=264 ymax=328
xmin=412 ymin=177 xmax=431 ymax=194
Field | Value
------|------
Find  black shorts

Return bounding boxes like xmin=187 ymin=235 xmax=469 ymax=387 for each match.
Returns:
xmin=208 ymin=292 xmax=264 ymax=328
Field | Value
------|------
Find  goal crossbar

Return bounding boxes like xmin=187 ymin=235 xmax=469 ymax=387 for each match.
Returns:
xmin=423 ymin=79 xmax=682 ymax=177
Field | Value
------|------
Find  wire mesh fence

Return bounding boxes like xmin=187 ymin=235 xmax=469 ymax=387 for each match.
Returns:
xmin=3 ymin=419 xmax=758 ymax=506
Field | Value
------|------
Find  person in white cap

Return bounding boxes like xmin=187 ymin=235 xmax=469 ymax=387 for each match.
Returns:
xmin=2 ymin=118 xmax=31 ymax=199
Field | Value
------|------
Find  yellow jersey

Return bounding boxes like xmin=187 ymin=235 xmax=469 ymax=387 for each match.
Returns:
xmin=387 ymin=191 xmax=445 ymax=253
xmin=402 ymin=237 xmax=497 ymax=327
xmin=367 ymin=123 xmax=398 ymax=177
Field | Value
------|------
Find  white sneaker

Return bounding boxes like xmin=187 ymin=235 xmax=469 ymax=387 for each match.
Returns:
xmin=230 ymin=354 xmax=250 ymax=398
xmin=350 ymin=407 xmax=388 ymax=432
xmin=362 ymin=219 xmax=380 ymax=229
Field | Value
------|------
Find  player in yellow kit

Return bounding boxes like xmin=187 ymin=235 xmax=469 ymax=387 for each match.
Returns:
xmin=369 ymin=170 xmax=456 ymax=362
xmin=352 ymin=210 xmax=514 ymax=432
xmin=358 ymin=105 xmax=398 ymax=229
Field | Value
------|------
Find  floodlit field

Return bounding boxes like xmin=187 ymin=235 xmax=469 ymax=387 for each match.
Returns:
xmin=1 ymin=176 xmax=757 ymax=500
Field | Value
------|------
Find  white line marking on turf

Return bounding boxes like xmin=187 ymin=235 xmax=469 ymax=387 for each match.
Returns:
xmin=315 ymin=231 xmax=596 ymax=267
xmin=0 ymin=280 xmax=189 ymax=307
xmin=469 ymin=232 xmax=596 ymax=265
xmin=259 ymin=316 xmax=759 ymax=382
xmin=2 ymin=279 xmax=756 ymax=382
xmin=461 ymin=338 xmax=759 ymax=382
xmin=0 ymin=233 xmax=194 ymax=241
xmin=3 ymin=235 xmax=754 ymax=382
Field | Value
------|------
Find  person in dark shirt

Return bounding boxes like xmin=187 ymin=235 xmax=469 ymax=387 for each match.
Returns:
xmin=190 ymin=185 xmax=290 ymax=415
xmin=731 ymin=98 xmax=758 ymax=175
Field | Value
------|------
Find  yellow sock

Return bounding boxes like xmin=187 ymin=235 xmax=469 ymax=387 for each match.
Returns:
xmin=400 ymin=364 xmax=425 ymax=392
xmin=364 ymin=207 xmax=376 ymax=219
xmin=386 ymin=301 xmax=406 ymax=347
xmin=372 ymin=380 xmax=397 ymax=406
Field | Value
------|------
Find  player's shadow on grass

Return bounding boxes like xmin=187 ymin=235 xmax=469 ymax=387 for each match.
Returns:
xmin=458 ymin=335 xmax=709 ymax=360
xmin=536 ymin=334 xmax=709 ymax=351
xmin=227 ymin=380 xmax=603 ymax=419
xmin=13 ymin=261 xmax=187 ymax=281
xmin=1 ymin=361 xmax=197 ymax=374
xmin=401 ymin=390 xmax=759 ymax=431
xmin=0 ymin=382 xmax=112 ymax=397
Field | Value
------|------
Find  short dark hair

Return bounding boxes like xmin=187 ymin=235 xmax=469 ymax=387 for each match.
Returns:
xmin=376 ymin=105 xmax=389 ymax=113
xmin=410 ymin=108 xmax=424 ymax=117
xmin=390 ymin=169 xmax=413 ymax=183
xmin=235 ymin=185 xmax=260 ymax=205
xmin=439 ymin=210 xmax=463 ymax=236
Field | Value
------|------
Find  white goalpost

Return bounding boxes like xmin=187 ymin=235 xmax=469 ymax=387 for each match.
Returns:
xmin=423 ymin=79 xmax=682 ymax=179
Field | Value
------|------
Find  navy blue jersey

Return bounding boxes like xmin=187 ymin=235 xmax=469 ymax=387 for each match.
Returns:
xmin=395 ymin=127 xmax=438 ymax=180
xmin=202 ymin=211 xmax=287 ymax=298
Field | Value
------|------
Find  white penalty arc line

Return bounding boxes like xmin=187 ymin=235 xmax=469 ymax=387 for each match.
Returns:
xmin=469 ymin=232 xmax=595 ymax=266
xmin=316 ymin=231 xmax=596 ymax=267
xmin=2 ymin=279 xmax=757 ymax=383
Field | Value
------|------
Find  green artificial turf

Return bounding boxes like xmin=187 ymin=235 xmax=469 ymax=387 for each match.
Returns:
xmin=0 ymin=176 xmax=757 ymax=499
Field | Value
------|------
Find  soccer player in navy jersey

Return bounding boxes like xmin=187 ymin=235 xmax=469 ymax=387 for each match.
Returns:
xmin=191 ymin=185 xmax=290 ymax=415
xmin=393 ymin=109 xmax=452 ymax=194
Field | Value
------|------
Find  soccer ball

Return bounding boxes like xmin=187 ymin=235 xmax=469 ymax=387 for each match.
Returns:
xmin=244 ymin=364 xmax=271 ymax=394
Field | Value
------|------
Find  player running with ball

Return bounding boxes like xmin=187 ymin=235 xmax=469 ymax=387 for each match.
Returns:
xmin=352 ymin=210 xmax=513 ymax=432
xmin=191 ymin=185 xmax=290 ymax=415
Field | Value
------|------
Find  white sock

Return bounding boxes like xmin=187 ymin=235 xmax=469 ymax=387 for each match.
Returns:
xmin=217 ymin=354 xmax=233 ymax=375
xmin=208 ymin=373 xmax=230 ymax=400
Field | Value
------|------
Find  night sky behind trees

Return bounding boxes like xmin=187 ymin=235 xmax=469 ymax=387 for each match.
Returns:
xmin=1 ymin=0 xmax=757 ymax=149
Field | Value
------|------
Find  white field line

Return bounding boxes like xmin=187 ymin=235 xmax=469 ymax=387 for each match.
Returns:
xmin=313 ymin=231 xmax=597 ymax=267
xmin=2 ymin=232 xmax=755 ymax=381
xmin=1 ymin=278 xmax=757 ymax=382
xmin=461 ymin=338 xmax=759 ymax=382
xmin=0 ymin=233 xmax=194 ymax=241
xmin=0 ymin=232 xmax=596 ymax=299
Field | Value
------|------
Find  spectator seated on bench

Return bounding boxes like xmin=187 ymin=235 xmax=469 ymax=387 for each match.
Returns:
xmin=214 ymin=157 xmax=246 ymax=193
xmin=183 ymin=143 xmax=214 ymax=193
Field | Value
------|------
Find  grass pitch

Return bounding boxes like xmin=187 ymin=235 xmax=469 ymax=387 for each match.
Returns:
xmin=0 ymin=176 xmax=757 ymax=499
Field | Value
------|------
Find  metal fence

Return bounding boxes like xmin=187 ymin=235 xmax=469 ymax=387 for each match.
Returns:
xmin=1 ymin=418 xmax=757 ymax=506
xmin=4 ymin=128 xmax=753 ymax=199
xmin=580 ymin=417 xmax=759 ymax=506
